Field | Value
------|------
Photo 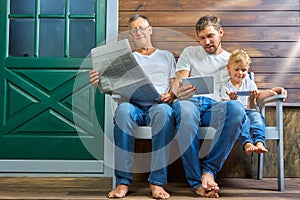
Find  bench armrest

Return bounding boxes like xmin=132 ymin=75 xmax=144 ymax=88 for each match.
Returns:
xmin=258 ymin=94 xmax=286 ymax=107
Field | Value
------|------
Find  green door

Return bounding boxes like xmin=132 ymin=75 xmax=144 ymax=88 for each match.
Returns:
xmin=0 ymin=0 xmax=106 ymax=172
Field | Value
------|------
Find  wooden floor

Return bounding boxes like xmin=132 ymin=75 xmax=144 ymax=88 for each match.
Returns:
xmin=0 ymin=177 xmax=299 ymax=199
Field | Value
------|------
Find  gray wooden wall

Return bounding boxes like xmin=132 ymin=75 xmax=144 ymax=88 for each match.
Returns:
xmin=119 ymin=0 xmax=300 ymax=178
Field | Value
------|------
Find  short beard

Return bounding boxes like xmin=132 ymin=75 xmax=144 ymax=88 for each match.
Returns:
xmin=205 ymin=41 xmax=221 ymax=54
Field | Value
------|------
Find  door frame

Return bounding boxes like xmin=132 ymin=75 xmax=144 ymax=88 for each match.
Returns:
xmin=0 ymin=0 xmax=118 ymax=177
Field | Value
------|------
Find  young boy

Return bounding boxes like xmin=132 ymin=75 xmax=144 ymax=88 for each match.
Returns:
xmin=221 ymin=49 xmax=268 ymax=154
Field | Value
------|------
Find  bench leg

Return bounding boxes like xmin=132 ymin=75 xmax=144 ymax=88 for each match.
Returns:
xmin=278 ymin=139 xmax=284 ymax=192
xmin=257 ymin=153 xmax=263 ymax=180
xmin=277 ymin=100 xmax=284 ymax=192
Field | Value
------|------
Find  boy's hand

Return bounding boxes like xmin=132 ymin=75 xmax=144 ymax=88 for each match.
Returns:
xmin=226 ymin=91 xmax=238 ymax=100
xmin=249 ymin=90 xmax=258 ymax=100
xmin=249 ymin=90 xmax=258 ymax=109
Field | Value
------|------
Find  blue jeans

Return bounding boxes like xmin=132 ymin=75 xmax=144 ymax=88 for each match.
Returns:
xmin=172 ymin=97 xmax=247 ymax=189
xmin=239 ymin=109 xmax=266 ymax=148
xmin=113 ymin=102 xmax=175 ymax=186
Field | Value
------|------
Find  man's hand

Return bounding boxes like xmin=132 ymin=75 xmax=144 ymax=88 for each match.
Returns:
xmin=257 ymin=87 xmax=287 ymax=102
xmin=176 ymin=81 xmax=197 ymax=100
xmin=89 ymin=70 xmax=100 ymax=86
xmin=159 ymin=91 xmax=176 ymax=104
xmin=271 ymin=87 xmax=288 ymax=101
xmin=172 ymin=70 xmax=194 ymax=100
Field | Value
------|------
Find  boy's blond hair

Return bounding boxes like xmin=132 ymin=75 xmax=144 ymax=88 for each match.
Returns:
xmin=227 ymin=49 xmax=252 ymax=67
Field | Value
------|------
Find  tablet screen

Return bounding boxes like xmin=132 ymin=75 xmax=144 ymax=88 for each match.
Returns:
xmin=182 ymin=76 xmax=214 ymax=95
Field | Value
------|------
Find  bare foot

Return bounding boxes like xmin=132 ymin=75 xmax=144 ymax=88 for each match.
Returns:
xmin=244 ymin=142 xmax=258 ymax=155
xmin=255 ymin=142 xmax=268 ymax=154
xmin=194 ymin=186 xmax=219 ymax=198
xmin=194 ymin=173 xmax=219 ymax=198
xmin=150 ymin=184 xmax=170 ymax=199
xmin=107 ymin=184 xmax=129 ymax=198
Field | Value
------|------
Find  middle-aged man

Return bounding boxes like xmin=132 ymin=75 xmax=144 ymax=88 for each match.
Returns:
xmin=172 ymin=14 xmax=287 ymax=198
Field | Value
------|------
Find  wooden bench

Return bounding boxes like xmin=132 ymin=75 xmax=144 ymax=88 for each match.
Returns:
xmin=131 ymin=93 xmax=286 ymax=192
xmin=105 ymin=73 xmax=286 ymax=192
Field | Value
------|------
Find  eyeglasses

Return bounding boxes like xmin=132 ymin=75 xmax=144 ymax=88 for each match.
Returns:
xmin=129 ymin=26 xmax=150 ymax=35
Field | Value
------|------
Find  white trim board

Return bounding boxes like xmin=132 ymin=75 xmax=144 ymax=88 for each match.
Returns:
xmin=0 ymin=160 xmax=104 ymax=173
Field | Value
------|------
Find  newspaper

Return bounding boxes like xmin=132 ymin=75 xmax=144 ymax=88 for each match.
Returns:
xmin=91 ymin=39 xmax=160 ymax=102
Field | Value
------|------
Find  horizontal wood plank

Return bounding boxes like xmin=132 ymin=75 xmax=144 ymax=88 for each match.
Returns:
xmin=120 ymin=0 xmax=300 ymax=11
xmin=254 ymin=74 xmax=300 ymax=89
xmin=250 ymin=58 xmax=300 ymax=73
xmin=0 ymin=177 xmax=300 ymax=198
xmin=223 ymin=42 xmax=300 ymax=58
xmin=119 ymin=27 xmax=300 ymax=42
xmin=121 ymin=41 xmax=300 ymax=58
xmin=119 ymin=11 xmax=300 ymax=27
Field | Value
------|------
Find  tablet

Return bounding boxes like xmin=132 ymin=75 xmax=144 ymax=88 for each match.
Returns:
xmin=182 ymin=76 xmax=214 ymax=95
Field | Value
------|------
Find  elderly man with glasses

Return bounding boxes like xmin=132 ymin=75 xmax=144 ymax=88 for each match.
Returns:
xmin=90 ymin=14 xmax=176 ymax=199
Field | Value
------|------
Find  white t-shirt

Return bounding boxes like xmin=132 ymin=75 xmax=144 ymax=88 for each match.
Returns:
xmin=221 ymin=76 xmax=257 ymax=108
xmin=133 ymin=49 xmax=176 ymax=105
xmin=176 ymin=46 xmax=230 ymax=101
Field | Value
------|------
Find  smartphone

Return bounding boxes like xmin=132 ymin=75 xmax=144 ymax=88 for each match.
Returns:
xmin=236 ymin=91 xmax=251 ymax=96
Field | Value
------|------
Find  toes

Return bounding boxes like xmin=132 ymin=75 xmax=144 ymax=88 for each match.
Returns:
xmin=202 ymin=173 xmax=218 ymax=190
xmin=255 ymin=147 xmax=268 ymax=154
xmin=208 ymin=190 xmax=219 ymax=198
xmin=194 ymin=186 xmax=219 ymax=198
xmin=194 ymin=187 xmax=209 ymax=197
xmin=107 ymin=184 xmax=128 ymax=198
xmin=150 ymin=184 xmax=170 ymax=199
xmin=245 ymin=147 xmax=257 ymax=155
